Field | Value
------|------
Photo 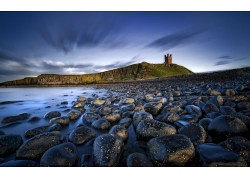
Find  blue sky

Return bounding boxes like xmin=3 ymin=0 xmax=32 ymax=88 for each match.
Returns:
xmin=0 ymin=12 xmax=249 ymax=82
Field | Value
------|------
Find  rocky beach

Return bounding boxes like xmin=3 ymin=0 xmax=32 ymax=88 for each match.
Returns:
xmin=0 ymin=67 xmax=249 ymax=167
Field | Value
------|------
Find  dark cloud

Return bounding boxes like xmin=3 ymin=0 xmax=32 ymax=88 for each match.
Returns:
xmin=38 ymin=20 xmax=127 ymax=54
xmin=146 ymin=28 xmax=205 ymax=50
xmin=214 ymin=55 xmax=247 ymax=66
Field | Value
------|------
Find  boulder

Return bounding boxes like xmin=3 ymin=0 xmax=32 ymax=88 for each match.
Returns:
xmin=16 ymin=132 xmax=62 ymax=160
xmin=147 ymin=134 xmax=195 ymax=166
xmin=133 ymin=111 xmax=153 ymax=128
xmin=203 ymin=103 xmax=219 ymax=114
xmin=199 ymin=118 xmax=212 ymax=131
xmin=68 ymin=110 xmax=81 ymax=120
xmin=93 ymin=99 xmax=106 ymax=106
xmin=81 ymin=154 xmax=94 ymax=167
xmin=119 ymin=118 xmax=132 ymax=128
xmin=93 ymin=134 xmax=124 ymax=166
xmin=109 ymin=125 xmax=128 ymax=141
xmin=126 ymin=152 xmax=153 ymax=167
xmin=121 ymin=103 xmax=135 ymax=111
xmin=92 ymin=119 xmax=111 ymax=130
xmin=49 ymin=116 xmax=69 ymax=126
xmin=185 ymin=105 xmax=202 ymax=119
xmin=82 ymin=112 xmax=100 ymax=124
xmin=40 ymin=142 xmax=78 ymax=167
xmin=44 ymin=111 xmax=61 ymax=120
xmin=178 ymin=123 xmax=206 ymax=146
xmin=69 ymin=125 xmax=96 ymax=145
xmin=2 ymin=113 xmax=30 ymax=123
xmin=105 ymin=113 xmax=121 ymax=123
xmin=0 ymin=135 xmax=23 ymax=157
xmin=144 ymin=102 xmax=162 ymax=116
xmin=196 ymin=143 xmax=247 ymax=167
xmin=0 ymin=160 xmax=37 ymax=167
xmin=136 ymin=119 xmax=176 ymax=140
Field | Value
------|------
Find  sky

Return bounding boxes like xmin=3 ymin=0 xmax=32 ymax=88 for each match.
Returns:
xmin=0 ymin=11 xmax=250 ymax=82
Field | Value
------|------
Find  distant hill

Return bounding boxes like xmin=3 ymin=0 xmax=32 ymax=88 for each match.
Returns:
xmin=0 ymin=62 xmax=193 ymax=86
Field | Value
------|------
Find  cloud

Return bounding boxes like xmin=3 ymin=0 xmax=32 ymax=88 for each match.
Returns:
xmin=38 ymin=20 xmax=127 ymax=54
xmin=146 ymin=28 xmax=205 ymax=50
xmin=214 ymin=55 xmax=247 ymax=66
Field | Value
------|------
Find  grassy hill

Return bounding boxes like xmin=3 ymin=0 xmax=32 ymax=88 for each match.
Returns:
xmin=0 ymin=62 xmax=193 ymax=86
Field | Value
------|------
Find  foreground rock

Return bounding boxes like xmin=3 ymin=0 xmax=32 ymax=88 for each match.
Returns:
xmin=0 ymin=135 xmax=23 ymax=157
xmin=0 ymin=160 xmax=37 ymax=167
xmin=49 ymin=116 xmax=70 ymax=126
xmin=40 ymin=142 xmax=78 ymax=167
xmin=178 ymin=123 xmax=206 ymax=146
xmin=16 ymin=132 xmax=63 ymax=159
xmin=136 ymin=119 xmax=176 ymax=140
xmin=93 ymin=134 xmax=124 ymax=166
xmin=44 ymin=111 xmax=61 ymax=120
xmin=109 ymin=125 xmax=128 ymax=141
xmin=82 ymin=112 xmax=100 ymax=124
xmin=197 ymin=143 xmax=247 ymax=166
xmin=92 ymin=119 xmax=111 ymax=130
xmin=69 ymin=125 xmax=96 ymax=145
xmin=147 ymin=134 xmax=195 ymax=166
xmin=2 ymin=113 xmax=30 ymax=123
xmin=68 ymin=110 xmax=81 ymax=120
xmin=126 ymin=152 xmax=153 ymax=167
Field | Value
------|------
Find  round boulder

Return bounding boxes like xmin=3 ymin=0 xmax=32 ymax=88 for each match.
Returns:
xmin=109 ymin=125 xmax=128 ymax=141
xmin=147 ymin=134 xmax=195 ymax=166
xmin=92 ymin=119 xmax=111 ymax=130
xmin=44 ymin=111 xmax=61 ymax=120
xmin=40 ymin=142 xmax=78 ymax=167
xmin=49 ymin=116 xmax=69 ymax=126
xmin=68 ymin=110 xmax=81 ymax=121
xmin=0 ymin=135 xmax=23 ymax=157
xmin=144 ymin=102 xmax=162 ymax=116
xmin=126 ymin=152 xmax=153 ymax=167
xmin=82 ymin=112 xmax=100 ymax=124
xmin=69 ymin=125 xmax=96 ymax=145
xmin=93 ymin=134 xmax=124 ymax=166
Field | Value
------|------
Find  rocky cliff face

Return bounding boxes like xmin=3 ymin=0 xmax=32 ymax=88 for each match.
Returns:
xmin=0 ymin=62 xmax=193 ymax=86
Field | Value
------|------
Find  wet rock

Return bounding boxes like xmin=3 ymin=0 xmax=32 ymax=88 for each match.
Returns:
xmin=207 ymin=112 xmax=222 ymax=119
xmin=40 ymin=142 xmax=78 ymax=167
xmin=220 ymin=106 xmax=236 ymax=115
xmin=157 ymin=111 xmax=180 ymax=123
xmin=28 ymin=116 xmax=40 ymax=122
xmin=207 ymin=89 xmax=221 ymax=96
xmin=237 ymin=101 xmax=250 ymax=111
xmin=0 ymin=130 xmax=5 ymax=136
xmin=133 ymin=111 xmax=153 ymax=128
xmin=144 ymin=102 xmax=162 ymax=116
xmin=185 ymin=105 xmax=202 ymax=119
xmin=69 ymin=125 xmax=96 ymax=145
xmin=105 ymin=113 xmax=121 ymax=123
xmin=94 ymin=134 xmax=124 ymax=167
xmin=136 ymin=119 xmax=176 ymax=140
xmin=147 ymin=134 xmax=195 ymax=166
xmin=121 ymin=103 xmax=135 ymax=111
xmin=0 ymin=160 xmax=37 ymax=167
xmin=220 ymin=136 xmax=250 ymax=163
xmin=99 ymin=106 xmax=111 ymax=116
xmin=24 ymin=126 xmax=49 ymax=138
xmin=44 ymin=111 xmax=61 ymax=120
xmin=61 ymin=101 xmax=68 ymax=105
xmin=109 ymin=125 xmax=128 ymax=141
xmin=199 ymin=118 xmax=212 ymax=131
xmin=82 ymin=112 xmax=100 ymax=124
xmin=49 ymin=116 xmax=70 ymax=126
xmin=119 ymin=118 xmax=132 ymax=128
xmin=121 ymin=98 xmax=135 ymax=104
xmin=126 ymin=152 xmax=153 ymax=167
xmin=93 ymin=99 xmax=106 ymax=106
xmin=81 ymin=154 xmax=94 ymax=167
xmin=225 ymin=89 xmax=236 ymax=96
xmin=178 ymin=123 xmax=206 ymax=146
xmin=0 ymin=135 xmax=23 ymax=157
xmin=174 ymin=120 xmax=190 ymax=128
xmin=203 ymin=103 xmax=219 ymax=114
xmin=72 ymin=102 xmax=85 ymax=108
xmin=208 ymin=115 xmax=248 ymax=138
xmin=145 ymin=94 xmax=154 ymax=102
xmin=16 ymin=132 xmax=62 ymax=160
xmin=68 ymin=110 xmax=81 ymax=121
xmin=92 ymin=119 xmax=111 ymax=130
xmin=2 ymin=113 xmax=30 ymax=123
xmin=173 ymin=91 xmax=181 ymax=97
xmin=47 ymin=123 xmax=62 ymax=132
xmin=77 ymin=96 xmax=87 ymax=102
xmin=197 ymin=143 xmax=247 ymax=167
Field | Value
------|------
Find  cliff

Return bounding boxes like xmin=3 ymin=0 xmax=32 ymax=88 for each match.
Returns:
xmin=0 ymin=62 xmax=193 ymax=86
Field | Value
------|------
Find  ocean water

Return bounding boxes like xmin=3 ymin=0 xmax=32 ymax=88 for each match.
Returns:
xmin=0 ymin=87 xmax=107 ymax=137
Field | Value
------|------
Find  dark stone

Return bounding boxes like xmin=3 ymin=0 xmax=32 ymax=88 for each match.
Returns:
xmin=93 ymin=134 xmax=124 ymax=167
xmin=121 ymin=103 xmax=135 ymax=112
xmin=220 ymin=106 xmax=236 ymax=115
xmin=49 ymin=116 xmax=69 ymax=126
xmin=24 ymin=126 xmax=49 ymax=138
xmin=133 ymin=111 xmax=153 ymax=128
xmin=0 ymin=160 xmax=37 ymax=167
xmin=68 ymin=110 xmax=81 ymax=121
xmin=144 ymin=102 xmax=162 ymax=116
xmin=40 ymin=142 xmax=78 ymax=167
xmin=82 ymin=112 xmax=100 ymax=124
xmin=119 ymin=118 xmax=132 ymax=128
xmin=92 ymin=119 xmax=111 ymax=130
xmin=81 ymin=154 xmax=94 ymax=167
xmin=28 ymin=116 xmax=40 ymax=122
xmin=0 ymin=130 xmax=5 ymax=136
xmin=237 ymin=101 xmax=250 ymax=111
xmin=203 ymin=103 xmax=219 ymax=114
xmin=44 ymin=111 xmax=61 ymax=120
xmin=136 ymin=119 xmax=176 ymax=140
xmin=178 ymin=123 xmax=206 ymax=146
xmin=174 ymin=120 xmax=190 ymax=128
xmin=196 ymin=143 xmax=247 ymax=166
xmin=126 ymin=152 xmax=153 ymax=167
xmin=99 ymin=106 xmax=111 ymax=116
xmin=0 ymin=135 xmax=23 ymax=157
xmin=105 ymin=113 xmax=121 ymax=123
xmin=147 ymin=134 xmax=195 ymax=166
xmin=16 ymin=132 xmax=63 ymax=160
xmin=2 ymin=113 xmax=30 ymax=123
xmin=69 ymin=125 xmax=96 ymax=145
xmin=199 ymin=118 xmax=212 ymax=131
xmin=157 ymin=111 xmax=180 ymax=123
xmin=109 ymin=125 xmax=128 ymax=141
xmin=185 ymin=105 xmax=202 ymax=118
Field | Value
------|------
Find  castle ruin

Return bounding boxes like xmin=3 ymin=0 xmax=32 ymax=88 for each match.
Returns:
xmin=164 ymin=53 xmax=172 ymax=66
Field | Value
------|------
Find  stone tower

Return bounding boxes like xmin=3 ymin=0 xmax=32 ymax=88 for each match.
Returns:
xmin=164 ymin=53 xmax=172 ymax=66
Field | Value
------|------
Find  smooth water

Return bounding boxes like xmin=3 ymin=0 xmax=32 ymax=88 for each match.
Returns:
xmin=0 ymin=87 xmax=107 ymax=137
